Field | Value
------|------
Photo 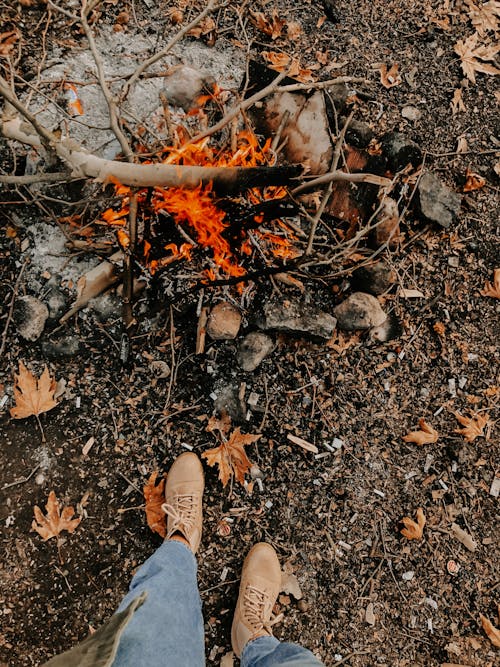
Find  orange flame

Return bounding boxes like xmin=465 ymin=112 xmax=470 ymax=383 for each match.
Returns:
xmin=99 ymin=128 xmax=296 ymax=276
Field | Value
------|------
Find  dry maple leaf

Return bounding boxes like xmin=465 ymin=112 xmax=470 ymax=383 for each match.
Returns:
xmin=250 ymin=10 xmax=285 ymax=40
xmin=202 ymin=428 xmax=260 ymax=486
xmin=403 ymin=419 xmax=439 ymax=446
xmin=143 ymin=471 xmax=167 ymax=538
xmin=463 ymin=167 xmax=486 ymax=192
xmin=32 ymin=490 xmax=82 ymax=541
xmin=454 ymin=33 xmax=500 ymax=83
xmin=261 ymin=51 xmax=314 ymax=82
xmin=206 ymin=412 xmax=232 ymax=435
xmin=10 ymin=362 xmax=57 ymax=420
xmin=480 ymin=613 xmax=500 ymax=648
xmin=481 ymin=268 xmax=500 ymax=298
xmin=465 ymin=0 xmax=500 ymax=36
xmin=454 ymin=411 xmax=490 ymax=442
xmin=400 ymin=507 xmax=426 ymax=540
xmin=379 ymin=63 xmax=401 ymax=88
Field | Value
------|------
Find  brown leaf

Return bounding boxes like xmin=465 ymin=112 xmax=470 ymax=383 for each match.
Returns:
xmin=454 ymin=412 xmax=490 ymax=442
xmin=403 ymin=419 xmax=439 ymax=446
xmin=202 ymin=428 xmax=260 ymax=486
xmin=143 ymin=471 xmax=167 ymax=538
xmin=463 ymin=167 xmax=486 ymax=192
xmin=466 ymin=0 xmax=500 ymax=36
xmin=454 ymin=33 xmax=500 ymax=83
xmin=10 ymin=362 xmax=57 ymax=420
xmin=479 ymin=613 xmax=500 ymax=648
xmin=379 ymin=63 xmax=401 ymax=88
xmin=206 ymin=412 xmax=232 ymax=435
xmin=250 ymin=10 xmax=285 ymax=40
xmin=32 ymin=490 xmax=82 ymax=541
xmin=481 ymin=268 xmax=500 ymax=298
xmin=451 ymin=88 xmax=466 ymax=114
xmin=0 ymin=30 xmax=19 ymax=56
xmin=261 ymin=51 xmax=314 ymax=83
xmin=400 ymin=507 xmax=426 ymax=540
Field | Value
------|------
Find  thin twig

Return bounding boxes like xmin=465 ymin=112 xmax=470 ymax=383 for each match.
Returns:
xmin=1 ymin=464 xmax=40 ymax=490
xmin=0 ymin=257 xmax=29 ymax=358
xmin=121 ymin=0 xmax=218 ymax=101
xmin=305 ymin=110 xmax=354 ymax=255
xmin=0 ymin=172 xmax=73 ymax=185
xmin=292 ymin=170 xmax=390 ymax=196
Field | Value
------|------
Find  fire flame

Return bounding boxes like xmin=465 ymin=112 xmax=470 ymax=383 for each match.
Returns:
xmin=99 ymin=128 xmax=297 ymax=277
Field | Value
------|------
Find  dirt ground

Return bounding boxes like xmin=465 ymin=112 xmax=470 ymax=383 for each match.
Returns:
xmin=1 ymin=1 xmax=499 ymax=666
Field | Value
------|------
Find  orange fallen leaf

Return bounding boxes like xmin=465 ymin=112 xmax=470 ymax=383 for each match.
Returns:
xmin=32 ymin=490 xmax=82 ymax=541
xmin=463 ymin=167 xmax=486 ymax=192
xmin=143 ymin=471 xmax=167 ymax=538
xmin=202 ymin=428 xmax=260 ymax=486
xmin=403 ymin=419 xmax=439 ymax=446
xmin=0 ymin=30 xmax=19 ymax=56
xmin=261 ymin=51 xmax=314 ymax=83
xmin=250 ymin=10 xmax=285 ymax=40
xmin=481 ymin=268 xmax=500 ymax=298
xmin=64 ymin=83 xmax=84 ymax=116
xmin=479 ymin=613 xmax=500 ymax=648
xmin=379 ymin=63 xmax=401 ymax=88
xmin=400 ymin=507 xmax=426 ymax=540
xmin=206 ymin=412 xmax=232 ymax=435
xmin=10 ymin=362 xmax=57 ymax=420
xmin=454 ymin=411 xmax=490 ymax=442
xmin=451 ymin=88 xmax=466 ymax=114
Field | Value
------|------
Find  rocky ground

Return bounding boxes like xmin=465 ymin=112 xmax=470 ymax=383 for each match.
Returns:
xmin=0 ymin=1 xmax=499 ymax=666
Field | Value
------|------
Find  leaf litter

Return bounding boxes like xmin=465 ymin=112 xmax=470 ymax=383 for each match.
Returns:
xmin=32 ymin=491 xmax=82 ymax=541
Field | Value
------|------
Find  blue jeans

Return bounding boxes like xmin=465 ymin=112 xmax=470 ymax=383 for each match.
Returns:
xmin=111 ymin=540 xmax=323 ymax=666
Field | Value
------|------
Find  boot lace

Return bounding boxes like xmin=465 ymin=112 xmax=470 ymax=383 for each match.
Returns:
xmin=162 ymin=494 xmax=198 ymax=538
xmin=243 ymin=585 xmax=282 ymax=636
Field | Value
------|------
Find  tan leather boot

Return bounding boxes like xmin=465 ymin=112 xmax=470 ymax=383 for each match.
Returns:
xmin=162 ymin=452 xmax=204 ymax=554
xmin=231 ymin=542 xmax=282 ymax=657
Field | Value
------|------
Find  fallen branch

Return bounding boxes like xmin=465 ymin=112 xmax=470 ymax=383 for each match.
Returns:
xmin=0 ymin=171 xmax=74 ymax=185
xmin=292 ymin=170 xmax=391 ymax=196
xmin=1 ymin=116 xmax=300 ymax=190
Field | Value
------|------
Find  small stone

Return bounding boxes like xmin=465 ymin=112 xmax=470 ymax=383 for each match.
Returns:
xmin=149 ymin=360 xmax=170 ymax=378
xmin=44 ymin=286 xmax=67 ymax=321
xmin=334 ymin=292 xmax=386 ymax=331
xmin=401 ymin=105 xmax=421 ymax=121
xmin=381 ymin=131 xmax=423 ymax=172
xmin=297 ymin=599 xmax=309 ymax=613
xmin=213 ymin=382 xmax=246 ymax=423
xmin=341 ymin=117 xmax=374 ymax=148
xmin=369 ymin=312 xmax=403 ymax=343
xmin=89 ymin=292 xmax=122 ymax=322
xmin=416 ymin=172 xmax=462 ymax=229
xmin=448 ymin=256 xmax=459 ymax=268
xmin=260 ymin=298 xmax=336 ymax=340
xmin=41 ymin=336 xmax=80 ymax=359
xmin=365 ymin=602 xmax=376 ymax=626
xmin=238 ymin=332 xmax=275 ymax=371
xmin=207 ymin=302 xmax=242 ymax=340
xmin=162 ymin=65 xmax=216 ymax=111
xmin=13 ymin=296 xmax=48 ymax=341
xmin=351 ymin=262 xmax=395 ymax=295
xmin=402 ymin=570 xmax=415 ymax=581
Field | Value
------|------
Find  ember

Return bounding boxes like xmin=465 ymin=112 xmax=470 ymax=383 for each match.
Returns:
xmin=100 ymin=129 xmax=297 ymax=278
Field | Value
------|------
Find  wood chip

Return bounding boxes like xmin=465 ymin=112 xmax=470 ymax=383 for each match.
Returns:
xmin=450 ymin=523 xmax=477 ymax=551
xmin=287 ymin=434 xmax=319 ymax=453
xmin=82 ymin=437 xmax=95 ymax=456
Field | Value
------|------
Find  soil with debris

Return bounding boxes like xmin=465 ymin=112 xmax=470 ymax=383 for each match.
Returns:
xmin=1 ymin=2 xmax=499 ymax=666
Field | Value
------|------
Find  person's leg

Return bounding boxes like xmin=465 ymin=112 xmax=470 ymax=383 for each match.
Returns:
xmin=112 ymin=452 xmax=205 ymax=667
xmin=241 ymin=636 xmax=324 ymax=667
xmin=232 ymin=543 xmax=325 ymax=667
xmin=111 ymin=539 xmax=204 ymax=666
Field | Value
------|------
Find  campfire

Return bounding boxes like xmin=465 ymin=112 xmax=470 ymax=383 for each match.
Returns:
xmin=98 ymin=126 xmax=299 ymax=281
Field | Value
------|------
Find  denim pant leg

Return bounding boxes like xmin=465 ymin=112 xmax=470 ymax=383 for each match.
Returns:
xmin=241 ymin=636 xmax=324 ymax=667
xmin=111 ymin=540 xmax=205 ymax=667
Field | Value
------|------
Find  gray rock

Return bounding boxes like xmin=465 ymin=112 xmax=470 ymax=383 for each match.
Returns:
xmin=213 ymin=382 xmax=246 ymax=424
xmin=89 ymin=292 xmax=122 ymax=322
xmin=260 ymin=299 xmax=336 ymax=340
xmin=41 ymin=336 xmax=80 ymax=359
xmin=416 ymin=172 xmax=462 ymax=229
xmin=13 ymin=296 xmax=48 ymax=341
xmin=162 ymin=65 xmax=216 ymax=110
xmin=341 ymin=117 xmax=374 ymax=148
xmin=334 ymin=292 xmax=387 ymax=330
xmin=238 ymin=332 xmax=275 ymax=372
xmin=381 ymin=132 xmax=422 ymax=172
xmin=44 ymin=286 xmax=67 ymax=321
xmin=351 ymin=262 xmax=395 ymax=295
